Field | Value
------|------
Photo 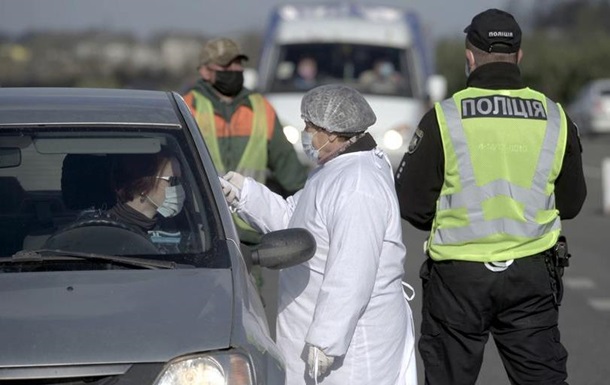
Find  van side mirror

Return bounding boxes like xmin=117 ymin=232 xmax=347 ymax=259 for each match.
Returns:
xmin=246 ymin=228 xmax=316 ymax=270
xmin=426 ymin=74 xmax=448 ymax=103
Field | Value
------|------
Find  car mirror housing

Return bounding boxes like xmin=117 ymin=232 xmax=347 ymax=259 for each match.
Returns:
xmin=248 ymin=228 xmax=316 ymax=270
xmin=0 ymin=148 xmax=21 ymax=168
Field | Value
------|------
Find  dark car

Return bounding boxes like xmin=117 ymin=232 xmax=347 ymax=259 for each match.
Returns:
xmin=0 ymin=87 xmax=315 ymax=384
xmin=566 ymin=78 xmax=610 ymax=136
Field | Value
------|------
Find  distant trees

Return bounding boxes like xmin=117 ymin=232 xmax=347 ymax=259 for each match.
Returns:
xmin=435 ymin=0 xmax=610 ymax=104
xmin=5 ymin=0 xmax=610 ymax=106
xmin=0 ymin=30 xmax=263 ymax=92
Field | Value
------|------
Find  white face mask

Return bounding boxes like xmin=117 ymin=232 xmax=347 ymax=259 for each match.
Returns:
xmin=150 ymin=184 xmax=185 ymax=218
xmin=379 ymin=62 xmax=394 ymax=77
xmin=465 ymin=59 xmax=471 ymax=78
xmin=301 ymin=129 xmax=330 ymax=163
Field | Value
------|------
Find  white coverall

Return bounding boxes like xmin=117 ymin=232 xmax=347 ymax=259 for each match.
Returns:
xmin=236 ymin=148 xmax=417 ymax=385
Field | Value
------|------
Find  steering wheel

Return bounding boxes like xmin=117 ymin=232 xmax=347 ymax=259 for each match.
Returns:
xmin=44 ymin=218 xmax=160 ymax=255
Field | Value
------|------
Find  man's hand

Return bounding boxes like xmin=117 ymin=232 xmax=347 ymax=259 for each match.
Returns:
xmin=307 ymin=345 xmax=334 ymax=379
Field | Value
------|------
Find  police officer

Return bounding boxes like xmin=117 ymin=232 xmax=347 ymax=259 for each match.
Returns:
xmin=394 ymin=8 xmax=587 ymax=385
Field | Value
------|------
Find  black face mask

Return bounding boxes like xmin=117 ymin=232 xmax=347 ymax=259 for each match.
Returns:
xmin=212 ymin=70 xmax=244 ymax=97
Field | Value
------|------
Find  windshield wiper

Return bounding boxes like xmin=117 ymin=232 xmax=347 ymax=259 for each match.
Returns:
xmin=4 ymin=249 xmax=177 ymax=270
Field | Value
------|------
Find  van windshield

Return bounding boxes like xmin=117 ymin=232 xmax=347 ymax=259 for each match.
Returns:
xmin=269 ymin=43 xmax=414 ymax=97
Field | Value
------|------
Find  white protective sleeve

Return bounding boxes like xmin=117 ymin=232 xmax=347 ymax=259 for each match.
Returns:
xmin=236 ymin=177 xmax=299 ymax=233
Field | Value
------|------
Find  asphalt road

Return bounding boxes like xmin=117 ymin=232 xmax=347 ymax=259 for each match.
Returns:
xmin=260 ymin=134 xmax=610 ymax=384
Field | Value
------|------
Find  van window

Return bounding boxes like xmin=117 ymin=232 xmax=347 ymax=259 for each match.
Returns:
xmin=270 ymin=43 xmax=414 ymax=97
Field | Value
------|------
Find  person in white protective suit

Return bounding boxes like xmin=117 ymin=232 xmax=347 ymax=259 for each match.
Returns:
xmin=220 ymin=84 xmax=417 ymax=385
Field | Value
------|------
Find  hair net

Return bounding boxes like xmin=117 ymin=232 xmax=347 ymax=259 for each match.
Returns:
xmin=301 ymin=84 xmax=376 ymax=133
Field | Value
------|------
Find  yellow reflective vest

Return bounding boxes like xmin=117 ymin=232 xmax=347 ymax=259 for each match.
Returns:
xmin=427 ymin=88 xmax=568 ymax=262
xmin=191 ymin=92 xmax=268 ymax=182
xmin=190 ymin=92 xmax=268 ymax=242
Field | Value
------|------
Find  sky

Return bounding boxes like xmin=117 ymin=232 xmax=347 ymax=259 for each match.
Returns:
xmin=0 ymin=0 xmax=510 ymax=42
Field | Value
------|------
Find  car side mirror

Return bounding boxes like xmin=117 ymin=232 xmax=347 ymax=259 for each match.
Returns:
xmin=246 ymin=228 xmax=316 ymax=270
xmin=0 ymin=148 xmax=22 ymax=168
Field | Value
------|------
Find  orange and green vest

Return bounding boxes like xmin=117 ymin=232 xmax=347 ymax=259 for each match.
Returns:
xmin=187 ymin=90 xmax=271 ymax=244
xmin=191 ymin=92 xmax=268 ymax=181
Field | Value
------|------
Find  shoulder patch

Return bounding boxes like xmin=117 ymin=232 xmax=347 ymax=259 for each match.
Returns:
xmin=408 ymin=128 xmax=424 ymax=154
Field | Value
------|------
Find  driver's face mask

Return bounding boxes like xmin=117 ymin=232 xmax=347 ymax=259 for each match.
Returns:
xmin=148 ymin=178 xmax=186 ymax=218
xmin=156 ymin=184 xmax=186 ymax=218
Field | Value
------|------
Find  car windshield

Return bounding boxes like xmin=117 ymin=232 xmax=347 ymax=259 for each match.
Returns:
xmin=0 ymin=127 xmax=229 ymax=270
xmin=268 ymin=43 xmax=414 ymax=97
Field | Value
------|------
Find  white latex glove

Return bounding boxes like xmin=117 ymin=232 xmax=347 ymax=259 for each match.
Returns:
xmin=307 ymin=345 xmax=334 ymax=380
xmin=219 ymin=176 xmax=240 ymax=211
xmin=223 ymin=171 xmax=245 ymax=190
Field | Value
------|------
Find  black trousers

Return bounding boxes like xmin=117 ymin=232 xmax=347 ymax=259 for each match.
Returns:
xmin=419 ymin=254 xmax=568 ymax=385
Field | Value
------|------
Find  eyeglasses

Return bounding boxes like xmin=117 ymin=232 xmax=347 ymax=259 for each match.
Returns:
xmin=156 ymin=175 xmax=181 ymax=186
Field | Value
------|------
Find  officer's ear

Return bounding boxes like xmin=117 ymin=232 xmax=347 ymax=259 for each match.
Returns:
xmin=465 ymin=49 xmax=476 ymax=71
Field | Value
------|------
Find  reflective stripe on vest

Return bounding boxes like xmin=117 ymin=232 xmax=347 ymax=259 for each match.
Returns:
xmin=428 ymin=92 xmax=566 ymax=261
xmin=192 ymin=92 xmax=268 ymax=183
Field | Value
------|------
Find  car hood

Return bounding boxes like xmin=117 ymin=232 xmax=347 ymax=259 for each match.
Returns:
xmin=0 ymin=269 xmax=233 ymax=367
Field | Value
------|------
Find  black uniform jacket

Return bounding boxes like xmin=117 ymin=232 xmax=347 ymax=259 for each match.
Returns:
xmin=395 ymin=62 xmax=587 ymax=231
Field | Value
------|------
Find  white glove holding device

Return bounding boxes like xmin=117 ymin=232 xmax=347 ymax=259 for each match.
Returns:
xmin=219 ymin=176 xmax=240 ymax=211
xmin=223 ymin=171 xmax=245 ymax=190
xmin=307 ymin=345 xmax=334 ymax=380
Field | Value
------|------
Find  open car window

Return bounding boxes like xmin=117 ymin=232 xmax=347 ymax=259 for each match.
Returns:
xmin=0 ymin=128 xmax=228 ymax=270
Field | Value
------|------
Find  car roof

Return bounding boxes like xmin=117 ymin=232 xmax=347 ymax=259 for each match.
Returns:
xmin=0 ymin=87 xmax=183 ymax=127
xmin=590 ymin=79 xmax=610 ymax=91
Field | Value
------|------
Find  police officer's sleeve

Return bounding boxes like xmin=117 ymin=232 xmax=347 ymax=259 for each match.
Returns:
xmin=554 ymin=117 xmax=587 ymax=219
xmin=266 ymin=108 xmax=309 ymax=195
xmin=394 ymin=109 xmax=444 ymax=230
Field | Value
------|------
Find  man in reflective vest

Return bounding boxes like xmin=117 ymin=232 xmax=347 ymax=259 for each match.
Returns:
xmin=395 ymin=9 xmax=587 ymax=385
xmin=183 ymin=37 xmax=308 ymax=245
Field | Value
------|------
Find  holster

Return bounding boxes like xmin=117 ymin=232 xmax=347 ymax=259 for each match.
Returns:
xmin=544 ymin=235 xmax=571 ymax=306
xmin=553 ymin=235 xmax=571 ymax=276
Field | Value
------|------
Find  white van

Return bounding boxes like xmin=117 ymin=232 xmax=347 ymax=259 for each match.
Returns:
xmin=247 ymin=2 xmax=446 ymax=168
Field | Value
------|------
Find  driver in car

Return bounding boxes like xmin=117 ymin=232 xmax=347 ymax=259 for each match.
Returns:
xmin=107 ymin=151 xmax=184 ymax=231
xmin=46 ymin=150 xmax=186 ymax=254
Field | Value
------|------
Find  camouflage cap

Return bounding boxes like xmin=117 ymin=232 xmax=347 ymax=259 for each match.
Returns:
xmin=198 ymin=38 xmax=249 ymax=67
